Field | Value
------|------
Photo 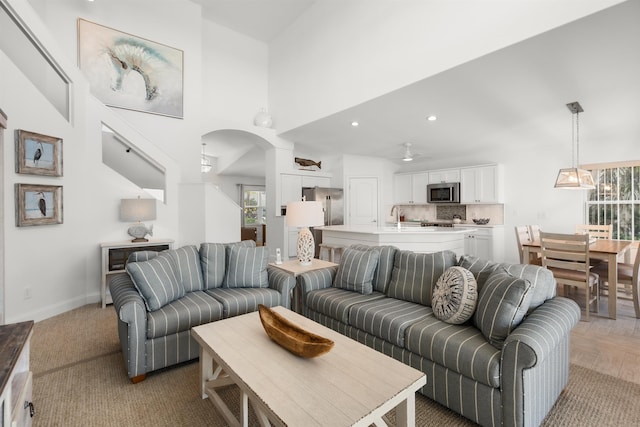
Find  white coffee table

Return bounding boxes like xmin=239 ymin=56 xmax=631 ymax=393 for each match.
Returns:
xmin=192 ymin=307 xmax=426 ymax=427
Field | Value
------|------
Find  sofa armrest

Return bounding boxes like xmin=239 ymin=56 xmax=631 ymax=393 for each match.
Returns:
xmin=109 ymin=273 xmax=148 ymax=380
xmin=297 ymin=267 xmax=338 ymax=310
xmin=500 ymin=297 xmax=581 ymax=427
xmin=503 ymin=296 xmax=581 ymax=367
xmin=267 ymin=266 xmax=296 ymax=309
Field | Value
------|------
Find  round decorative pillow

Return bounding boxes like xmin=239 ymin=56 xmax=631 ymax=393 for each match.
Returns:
xmin=432 ymin=266 xmax=478 ymax=324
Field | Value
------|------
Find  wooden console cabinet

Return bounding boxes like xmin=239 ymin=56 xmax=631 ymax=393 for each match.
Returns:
xmin=100 ymin=239 xmax=174 ymax=308
xmin=0 ymin=321 xmax=34 ymax=427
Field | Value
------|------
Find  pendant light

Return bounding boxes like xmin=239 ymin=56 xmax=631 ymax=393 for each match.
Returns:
xmin=201 ymin=143 xmax=212 ymax=173
xmin=554 ymin=101 xmax=595 ymax=189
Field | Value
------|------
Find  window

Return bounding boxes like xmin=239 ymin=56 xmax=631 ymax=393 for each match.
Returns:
xmin=586 ymin=162 xmax=640 ymax=240
xmin=242 ymin=185 xmax=266 ymax=227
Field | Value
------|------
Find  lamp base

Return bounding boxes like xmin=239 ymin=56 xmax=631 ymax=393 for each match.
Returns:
xmin=131 ymin=237 xmax=149 ymax=243
xmin=297 ymin=227 xmax=315 ymax=266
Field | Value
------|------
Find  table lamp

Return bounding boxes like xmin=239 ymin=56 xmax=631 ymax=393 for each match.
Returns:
xmin=120 ymin=197 xmax=157 ymax=242
xmin=286 ymin=199 xmax=324 ymax=265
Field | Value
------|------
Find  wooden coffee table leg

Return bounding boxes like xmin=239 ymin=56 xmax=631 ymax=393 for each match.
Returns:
xmin=395 ymin=393 xmax=416 ymax=427
xmin=199 ymin=347 xmax=212 ymax=399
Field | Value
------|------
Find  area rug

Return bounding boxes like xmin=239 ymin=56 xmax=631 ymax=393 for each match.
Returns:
xmin=30 ymin=305 xmax=640 ymax=426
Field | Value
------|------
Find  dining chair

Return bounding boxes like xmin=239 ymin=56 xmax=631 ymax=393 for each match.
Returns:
xmin=528 ymin=224 xmax=541 ymax=241
xmin=575 ymin=224 xmax=612 ymax=240
xmin=515 ymin=226 xmax=541 ymax=264
xmin=540 ymin=232 xmax=599 ymax=321
xmin=593 ymin=242 xmax=640 ymax=318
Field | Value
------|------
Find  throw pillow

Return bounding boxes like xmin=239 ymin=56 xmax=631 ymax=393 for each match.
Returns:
xmin=432 ymin=266 xmax=478 ymax=324
xmin=474 ymin=267 xmax=533 ymax=349
xmin=200 ymin=241 xmax=256 ymax=289
xmin=457 ymin=255 xmax=500 ymax=294
xmin=223 ymin=245 xmax=268 ymax=288
xmin=127 ymin=250 xmax=160 ymax=263
xmin=349 ymin=244 xmax=397 ymax=293
xmin=333 ymin=247 xmax=380 ymax=294
xmin=386 ymin=250 xmax=457 ymax=306
xmin=126 ymin=253 xmax=184 ymax=311
xmin=166 ymin=245 xmax=203 ymax=292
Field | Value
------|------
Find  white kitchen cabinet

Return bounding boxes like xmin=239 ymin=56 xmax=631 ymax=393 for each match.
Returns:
xmin=460 ymin=165 xmax=503 ymax=203
xmin=281 ymin=174 xmax=303 ymax=206
xmin=393 ymin=172 xmax=429 ymax=204
xmin=302 ymin=176 xmax=331 ymax=188
xmin=428 ymin=169 xmax=460 ymax=184
xmin=410 ymin=172 xmax=429 ymax=204
xmin=393 ymin=173 xmax=413 ymax=204
xmin=457 ymin=225 xmax=504 ymax=261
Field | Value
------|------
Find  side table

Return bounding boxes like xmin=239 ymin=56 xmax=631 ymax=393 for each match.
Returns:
xmin=269 ymin=258 xmax=338 ymax=313
xmin=100 ymin=239 xmax=174 ymax=308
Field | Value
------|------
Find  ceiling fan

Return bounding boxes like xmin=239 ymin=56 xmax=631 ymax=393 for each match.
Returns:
xmin=397 ymin=142 xmax=421 ymax=162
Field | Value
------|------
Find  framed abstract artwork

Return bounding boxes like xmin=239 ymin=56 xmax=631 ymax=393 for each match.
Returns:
xmin=15 ymin=184 xmax=63 ymax=226
xmin=15 ymin=130 xmax=63 ymax=176
xmin=78 ymin=18 xmax=184 ymax=118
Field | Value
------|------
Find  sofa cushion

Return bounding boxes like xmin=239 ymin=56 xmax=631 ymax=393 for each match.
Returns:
xmin=499 ymin=263 xmax=556 ymax=312
xmin=206 ymin=287 xmax=281 ymax=318
xmin=306 ymin=288 xmax=386 ymax=323
xmin=223 ymin=245 xmax=269 ymax=288
xmin=474 ymin=267 xmax=534 ymax=349
xmin=349 ymin=297 xmax=432 ymax=347
xmin=200 ymin=241 xmax=256 ymax=289
xmin=432 ymin=266 xmax=478 ymax=325
xmin=166 ymin=245 xmax=204 ymax=292
xmin=333 ymin=247 xmax=380 ymax=294
xmin=457 ymin=255 xmax=500 ymax=293
xmin=405 ymin=316 xmax=501 ymax=388
xmin=126 ymin=253 xmax=184 ymax=311
xmin=349 ymin=245 xmax=397 ymax=293
xmin=146 ymin=291 xmax=224 ymax=338
xmin=386 ymin=250 xmax=457 ymax=306
xmin=128 ymin=250 xmax=161 ymax=263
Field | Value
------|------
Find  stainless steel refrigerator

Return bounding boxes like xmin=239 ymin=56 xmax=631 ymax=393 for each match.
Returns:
xmin=302 ymin=187 xmax=344 ymax=257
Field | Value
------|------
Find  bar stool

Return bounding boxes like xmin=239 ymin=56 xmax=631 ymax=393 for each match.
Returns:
xmin=318 ymin=244 xmax=344 ymax=264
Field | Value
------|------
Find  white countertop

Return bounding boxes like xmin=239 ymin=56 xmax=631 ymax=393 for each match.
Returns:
xmin=320 ymin=225 xmax=475 ymax=234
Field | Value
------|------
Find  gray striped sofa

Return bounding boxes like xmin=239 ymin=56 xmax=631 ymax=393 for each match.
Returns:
xmin=298 ymin=246 xmax=581 ymax=427
xmin=109 ymin=241 xmax=296 ymax=383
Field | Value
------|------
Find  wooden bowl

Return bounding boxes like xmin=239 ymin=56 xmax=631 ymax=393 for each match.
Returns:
xmin=258 ymin=305 xmax=334 ymax=358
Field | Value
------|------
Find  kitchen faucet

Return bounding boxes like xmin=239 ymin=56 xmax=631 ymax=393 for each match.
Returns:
xmin=390 ymin=205 xmax=401 ymax=229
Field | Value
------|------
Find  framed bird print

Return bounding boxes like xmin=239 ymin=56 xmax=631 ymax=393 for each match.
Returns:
xmin=15 ymin=130 xmax=63 ymax=176
xmin=15 ymin=184 xmax=63 ymax=226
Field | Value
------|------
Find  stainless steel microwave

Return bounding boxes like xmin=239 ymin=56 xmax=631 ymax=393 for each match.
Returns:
xmin=427 ymin=182 xmax=460 ymax=203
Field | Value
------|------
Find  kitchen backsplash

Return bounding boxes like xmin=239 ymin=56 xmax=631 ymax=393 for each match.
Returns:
xmin=393 ymin=204 xmax=505 ymax=225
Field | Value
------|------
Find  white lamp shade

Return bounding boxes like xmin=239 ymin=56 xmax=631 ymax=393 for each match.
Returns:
xmin=120 ymin=198 xmax=157 ymax=222
xmin=285 ymin=201 xmax=324 ymax=228
xmin=554 ymin=168 xmax=596 ymax=189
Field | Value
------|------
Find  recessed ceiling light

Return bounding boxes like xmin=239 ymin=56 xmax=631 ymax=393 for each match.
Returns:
xmin=351 ymin=121 xmax=359 ymax=127
xmin=426 ymin=115 xmax=437 ymax=121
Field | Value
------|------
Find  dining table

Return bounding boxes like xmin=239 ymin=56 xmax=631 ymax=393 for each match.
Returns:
xmin=522 ymin=238 xmax=632 ymax=319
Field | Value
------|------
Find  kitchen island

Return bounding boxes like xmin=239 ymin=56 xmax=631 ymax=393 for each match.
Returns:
xmin=320 ymin=224 xmax=475 ymax=256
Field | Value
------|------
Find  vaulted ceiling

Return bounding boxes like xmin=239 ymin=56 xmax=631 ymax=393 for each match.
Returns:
xmin=197 ymin=0 xmax=640 ymax=176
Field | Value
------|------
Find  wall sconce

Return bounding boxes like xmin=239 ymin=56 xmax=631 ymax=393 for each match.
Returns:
xmin=120 ymin=197 xmax=156 ymax=242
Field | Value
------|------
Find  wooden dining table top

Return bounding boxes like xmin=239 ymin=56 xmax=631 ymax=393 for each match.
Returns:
xmin=523 ymin=238 xmax=632 ymax=255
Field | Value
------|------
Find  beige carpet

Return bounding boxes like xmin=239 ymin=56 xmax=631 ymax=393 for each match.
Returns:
xmin=30 ymin=304 xmax=640 ymax=426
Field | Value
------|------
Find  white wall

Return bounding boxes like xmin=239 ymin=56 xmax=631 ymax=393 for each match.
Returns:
xmin=269 ymin=0 xmax=625 ymax=133
xmin=1 ymin=0 xmax=185 ymax=322
xmin=28 ymin=0 xmax=204 ymax=183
